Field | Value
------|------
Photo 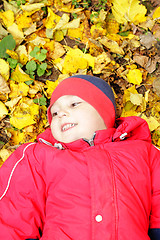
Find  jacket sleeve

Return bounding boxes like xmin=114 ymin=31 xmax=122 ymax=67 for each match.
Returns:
xmin=149 ymin=145 xmax=160 ymax=233
xmin=0 ymin=143 xmax=46 ymax=240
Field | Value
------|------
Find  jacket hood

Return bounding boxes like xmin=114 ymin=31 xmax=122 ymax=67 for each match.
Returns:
xmin=37 ymin=116 xmax=151 ymax=150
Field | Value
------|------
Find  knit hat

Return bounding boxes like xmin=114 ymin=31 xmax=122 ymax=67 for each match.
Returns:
xmin=47 ymin=75 xmax=116 ymax=128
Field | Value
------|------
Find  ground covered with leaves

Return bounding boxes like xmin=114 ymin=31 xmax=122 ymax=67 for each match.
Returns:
xmin=0 ymin=0 xmax=160 ymax=165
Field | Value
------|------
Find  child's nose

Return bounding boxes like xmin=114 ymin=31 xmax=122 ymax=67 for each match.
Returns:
xmin=58 ymin=109 xmax=69 ymax=118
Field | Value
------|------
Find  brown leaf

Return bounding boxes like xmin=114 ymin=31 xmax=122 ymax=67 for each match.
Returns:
xmin=153 ymin=77 xmax=160 ymax=96
xmin=151 ymin=0 xmax=160 ymax=7
xmin=140 ymin=32 xmax=157 ymax=49
xmin=133 ymin=54 xmax=149 ymax=68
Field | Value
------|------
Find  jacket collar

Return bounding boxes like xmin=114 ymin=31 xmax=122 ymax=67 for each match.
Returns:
xmin=38 ymin=128 xmax=116 ymax=151
xmin=37 ymin=116 xmax=151 ymax=151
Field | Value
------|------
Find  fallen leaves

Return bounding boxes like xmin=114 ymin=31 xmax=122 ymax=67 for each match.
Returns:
xmin=111 ymin=0 xmax=147 ymax=24
xmin=0 ymin=0 xmax=160 ymax=164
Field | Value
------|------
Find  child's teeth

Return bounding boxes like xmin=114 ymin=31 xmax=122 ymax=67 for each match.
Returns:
xmin=63 ymin=124 xmax=75 ymax=131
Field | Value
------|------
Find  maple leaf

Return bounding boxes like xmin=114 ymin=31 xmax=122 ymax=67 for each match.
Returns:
xmin=111 ymin=0 xmax=147 ymax=24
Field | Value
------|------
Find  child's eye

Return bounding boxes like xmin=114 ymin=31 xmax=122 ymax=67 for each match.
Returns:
xmin=52 ymin=112 xmax=58 ymax=117
xmin=71 ymin=102 xmax=81 ymax=107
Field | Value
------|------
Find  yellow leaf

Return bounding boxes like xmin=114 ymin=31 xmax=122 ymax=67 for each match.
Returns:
xmin=121 ymin=109 xmax=138 ymax=117
xmin=0 ymin=59 xmax=10 ymax=81
xmin=10 ymin=98 xmax=39 ymax=129
xmin=62 ymin=48 xmax=94 ymax=74
xmin=127 ymin=69 xmax=142 ymax=85
xmin=45 ymin=8 xmax=61 ymax=29
xmin=16 ymin=45 xmax=29 ymax=65
xmin=9 ymin=128 xmax=25 ymax=145
xmin=54 ymin=0 xmax=75 ymax=13
xmin=0 ymin=101 xmax=8 ymax=120
xmin=106 ymin=16 xmax=119 ymax=34
xmin=0 ymin=75 xmax=10 ymax=94
xmin=16 ymin=13 xmax=33 ymax=30
xmin=123 ymin=85 xmax=138 ymax=103
xmin=6 ymin=49 xmax=19 ymax=60
xmin=61 ymin=18 xmax=81 ymax=30
xmin=111 ymin=0 xmax=147 ymax=24
xmin=93 ymin=52 xmax=111 ymax=74
xmin=67 ymin=24 xmax=84 ymax=40
xmin=54 ymin=30 xmax=64 ymax=42
xmin=11 ymin=65 xmax=32 ymax=83
xmin=130 ymin=92 xmax=143 ymax=105
xmin=28 ymin=81 xmax=44 ymax=97
xmin=54 ymin=13 xmax=70 ymax=30
xmin=7 ymin=23 xmax=24 ymax=44
xmin=45 ymin=80 xmax=59 ymax=98
xmin=99 ymin=36 xmax=124 ymax=55
xmin=0 ymin=149 xmax=13 ymax=165
xmin=153 ymin=7 xmax=160 ymax=20
xmin=0 ymin=22 xmax=8 ymax=38
xmin=9 ymin=81 xmax=29 ymax=99
xmin=5 ymin=96 xmax=22 ymax=109
xmin=48 ymin=41 xmax=65 ymax=60
xmin=0 ymin=10 xmax=14 ymax=27
xmin=141 ymin=114 xmax=160 ymax=132
xmin=90 ymin=24 xmax=107 ymax=38
xmin=21 ymin=3 xmax=45 ymax=12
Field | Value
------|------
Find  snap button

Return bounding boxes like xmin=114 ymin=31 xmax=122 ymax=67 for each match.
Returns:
xmin=120 ymin=132 xmax=127 ymax=140
xmin=95 ymin=214 xmax=103 ymax=222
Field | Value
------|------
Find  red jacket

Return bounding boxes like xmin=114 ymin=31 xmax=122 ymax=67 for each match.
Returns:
xmin=0 ymin=116 xmax=160 ymax=240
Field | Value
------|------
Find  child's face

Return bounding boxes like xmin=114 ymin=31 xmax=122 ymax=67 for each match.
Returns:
xmin=50 ymin=95 xmax=107 ymax=143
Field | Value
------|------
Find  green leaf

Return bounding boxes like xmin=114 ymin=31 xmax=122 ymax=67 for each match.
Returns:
xmin=17 ymin=63 xmax=23 ymax=68
xmin=33 ymin=96 xmax=47 ymax=106
xmin=26 ymin=60 xmax=37 ymax=72
xmin=41 ymin=49 xmax=47 ymax=54
xmin=29 ymin=47 xmax=47 ymax=62
xmin=72 ymin=13 xmax=78 ymax=19
xmin=0 ymin=34 xmax=16 ymax=58
xmin=40 ymin=62 xmax=47 ymax=70
xmin=7 ymin=58 xmax=18 ymax=69
xmin=30 ymin=47 xmax=40 ymax=58
xmin=37 ymin=53 xmax=47 ymax=62
xmin=25 ymin=80 xmax=34 ymax=85
xmin=118 ymin=30 xmax=130 ymax=36
xmin=37 ymin=68 xmax=45 ymax=76
xmin=46 ymin=69 xmax=52 ymax=76
xmin=37 ymin=63 xmax=47 ymax=76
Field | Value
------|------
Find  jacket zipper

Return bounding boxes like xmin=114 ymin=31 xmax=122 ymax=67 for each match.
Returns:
xmin=83 ymin=133 xmax=96 ymax=146
xmin=107 ymin=151 xmax=118 ymax=240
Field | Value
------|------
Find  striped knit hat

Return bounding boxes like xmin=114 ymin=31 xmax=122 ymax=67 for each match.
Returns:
xmin=47 ymin=75 xmax=116 ymax=128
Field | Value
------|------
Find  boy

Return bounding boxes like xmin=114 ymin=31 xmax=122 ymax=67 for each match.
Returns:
xmin=0 ymin=74 xmax=160 ymax=240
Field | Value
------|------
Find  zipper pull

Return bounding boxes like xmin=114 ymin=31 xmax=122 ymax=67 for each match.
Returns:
xmin=88 ymin=139 xmax=94 ymax=146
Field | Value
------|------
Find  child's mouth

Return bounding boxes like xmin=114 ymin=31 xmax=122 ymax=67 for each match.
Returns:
xmin=61 ymin=123 xmax=77 ymax=132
